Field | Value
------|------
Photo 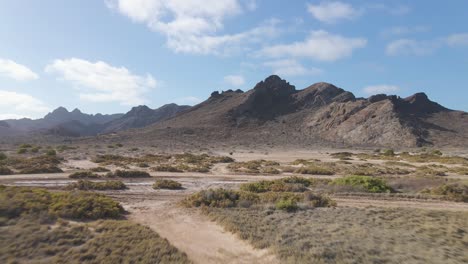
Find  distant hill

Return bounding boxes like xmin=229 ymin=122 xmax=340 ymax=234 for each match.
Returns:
xmin=124 ymin=75 xmax=468 ymax=148
xmin=0 ymin=104 xmax=190 ymax=137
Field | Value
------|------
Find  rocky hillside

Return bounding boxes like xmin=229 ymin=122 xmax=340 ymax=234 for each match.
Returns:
xmin=128 ymin=75 xmax=467 ymax=148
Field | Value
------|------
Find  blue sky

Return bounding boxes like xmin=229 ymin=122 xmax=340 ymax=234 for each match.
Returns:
xmin=0 ymin=0 xmax=467 ymax=119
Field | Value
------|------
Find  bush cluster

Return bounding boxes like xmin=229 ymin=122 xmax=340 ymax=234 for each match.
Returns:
xmin=332 ymin=175 xmax=393 ymax=193
xmin=152 ymin=179 xmax=183 ymax=190
xmin=66 ymin=180 xmax=127 ymax=191
xmin=106 ymin=170 xmax=151 ymax=178
xmin=69 ymin=171 xmax=100 ymax=179
xmin=0 ymin=185 xmax=124 ymax=220
xmin=421 ymin=184 xmax=467 ymax=202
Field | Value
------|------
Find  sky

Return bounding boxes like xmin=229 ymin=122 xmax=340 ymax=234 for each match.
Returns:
xmin=0 ymin=0 xmax=467 ymax=119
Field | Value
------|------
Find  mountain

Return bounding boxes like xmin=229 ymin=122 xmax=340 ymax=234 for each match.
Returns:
xmin=0 ymin=104 xmax=191 ymax=137
xmin=101 ymin=103 xmax=190 ymax=133
xmin=125 ymin=75 xmax=467 ymax=148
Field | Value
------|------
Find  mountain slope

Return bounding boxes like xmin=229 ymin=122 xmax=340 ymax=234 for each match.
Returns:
xmin=129 ymin=75 xmax=467 ymax=148
xmin=101 ymin=103 xmax=190 ymax=133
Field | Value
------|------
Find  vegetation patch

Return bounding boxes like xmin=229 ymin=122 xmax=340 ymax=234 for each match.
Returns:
xmin=295 ymin=165 xmax=334 ymax=175
xmin=0 ymin=186 xmax=190 ymax=263
xmin=89 ymin=166 xmax=110 ymax=172
xmin=0 ymin=155 xmax=63 ymax=174
xmin=421 ymin=184 xmax=468 ymax=202
xmin=106 ymin=170 xmax=151 ymax=178
xmin=227 ymin=160 xmax=281 ymax=174
xmin=152 ymin=179 xmax=183 ymax=190
xmin=332 ymin=175 xmax=394 ymax=193
xmin=69 ymin=171 xmax=100 ymax=179
xmin=0 ymin=166 xmax=13 ymax=175
xmin=66 ymin=180 xmax=127 ymax=191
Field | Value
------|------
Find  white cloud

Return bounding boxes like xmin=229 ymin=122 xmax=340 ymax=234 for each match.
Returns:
xmin=264 ymin=59 xmax=323 ymax=77
xmin=45 ymin=58 xmax=157 ymax=106
xmin=106 ymin=0 xmax=275 ymax=55
xmin=386 ymin=39 xmax=439 ymax=56
xmin=0 ymin=59 xmax=39 ymax=81
xmin=174 ymin=96 xmax=202 ymax=105
xmin=0 ymin=90 xmax=50 ymax=119
xmin=446 ymin=33 xmax=468 ymax=47
xmin=386 ymin=32 xmax=468 ymax=56
xmin=259 ymin=30 xmax=367 ymax=61
xmin=363 ymin=85 xmax=400 ymax=95
xmin=224 ymin=75 xmax=245 ymax=87
xmin=307 ymin=1 xmax=360 ymax=24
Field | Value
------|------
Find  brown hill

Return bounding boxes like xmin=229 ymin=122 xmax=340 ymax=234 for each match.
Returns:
xmin=124 ymin=75 xmax=468 ymax=148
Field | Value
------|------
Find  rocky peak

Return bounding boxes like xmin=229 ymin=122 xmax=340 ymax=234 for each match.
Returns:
xmin=125 ymin=105 xmax=154 ymax=117
xmin=252 ymin=75 xmax=296 ymax=95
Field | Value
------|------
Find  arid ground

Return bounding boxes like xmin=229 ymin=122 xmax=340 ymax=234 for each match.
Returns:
xmin=1 ymin=145 xmax=467 ymax=263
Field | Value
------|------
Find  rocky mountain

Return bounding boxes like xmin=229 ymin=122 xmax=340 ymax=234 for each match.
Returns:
xmin=126 ymin=75 xmax=467 ymax=148
xmin=0 ymin=104 xmax=190 ymax=137
xmin=101 ymin=104 xmax=190 ymax=133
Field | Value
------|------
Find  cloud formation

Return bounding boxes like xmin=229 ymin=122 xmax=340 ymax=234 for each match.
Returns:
xmin=45 ymin=58 xmax=157 ymax=106
xmin=0 ymin=90 xmax=50 ymax=119
xmin=259 ymin=30 xmax=367 ymax=62
xmin=264 ymin=59 xmax=322 ymax=77
xmin=106 ymin=0 xmax=277 ymax=55
xmin=0 ymin=58 xmax=39 ymax=81
xmin=307 ymin=1 xmax=360 ymax=24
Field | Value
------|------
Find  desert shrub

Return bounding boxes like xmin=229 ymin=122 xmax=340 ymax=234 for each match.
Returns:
xmin=432 ymin=150 xmax=443 ymax=156
xmin=382 ymin=149 xmax=395 ymax=156
xmin=17 ymin=148 xmax=27 ymax=154
xmin=187 ymin=165 xmax=210 ymax=173
xmin=19 ymin=165 xmax=63 ymax=174
xmin=138 ymin=162 xmax=150 ymax=168
xmin=69 ymin=171 xmax=99 ymax=179
xmin=115 ymin=143 xmax=123 ymax=148
xmin=66 ymin=180 xmax=127 ymax=191
xmin=45 ymin=149 xmax=57 ymax=156
xmin=332 ymin=176 xmax=393 ymax=193
xmin=153 ymin=179 xmax=182 ymax=190
xmin=303 ymin=192 xmax=337 ymax=207
xmin=240 ymin=181 xmax=275 ymax=193
xmin=0 ymin=186 xmax=124 ymax=220
xmin=106 ymin=170 xmax=151 ymax=178
xmin=275 ymin=198 xmax=298 ymax=212
xmin=89 ymin=166 xmax=110 ymax=172
xmin=152 ymin=165 xmax=184 ymax=172
xmin=261 ymin=167 xmax=281 ymax=174
xmin=49 ymin=192 xmax=124 ymax=220
xmin=30 ymin=146 xmax=41 ymax=153
xmin=421 ymin=184 xmax=467 ymax=202
xmin=330 ymin=152 xmax=353 ymax=160
xmin=0 ymin=166 xmax=13 ymax=175
xmin=0 ymin=152 xmax=7 ymax=160
xmin=19 ymin=144 xmax=32 ymax=149
xmin=92 ymin=154 xmax=137 ymax=165
xmin=295 ymin=166 xmax=334 ymax=175
xmin=182 ymin=189 xmax=242 ymax=208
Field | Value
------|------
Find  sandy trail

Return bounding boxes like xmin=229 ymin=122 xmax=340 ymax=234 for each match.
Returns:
xmin=123 ymin=199 xmax=279 ymax=264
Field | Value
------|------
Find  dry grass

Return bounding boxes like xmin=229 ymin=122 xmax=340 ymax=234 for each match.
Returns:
xmin=153 ymin=179 xmax=183 ymax=190
xmin=205 ymin=207 xmax=468 ymax=264
xmin=65 ymin=180 xmax=127 ymax=191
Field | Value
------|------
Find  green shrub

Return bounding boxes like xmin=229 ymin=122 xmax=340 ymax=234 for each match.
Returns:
xmin=30 ymin=146 xmax=40 ymax=153
xmin=106 ymin=170 xmax=151 ymax=178
xmin=19 ymin=144 xmax=32 ymax=149
xmin=66 ymin=180 xmax=127 ymax=191
xmin=0 ymin=166 xmax=13 ymax=175
xmin=69 ymin=171 xmax=99 ymax=179
xmin=0 ymin=152 xmax=7 ymax=160
xmin=275 ymin=198 xmax=298 ymax=212
xmin=153 ymin=179 xmax=182 ymax=190
xmin=332 ymin=176 xmax=393 ymax=193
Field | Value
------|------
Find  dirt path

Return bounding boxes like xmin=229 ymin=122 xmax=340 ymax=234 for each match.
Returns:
xmin=124 ymin=200 xmax=279 ymax=264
